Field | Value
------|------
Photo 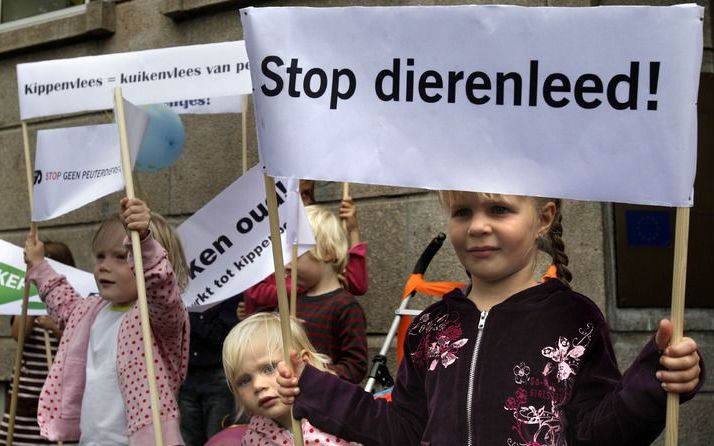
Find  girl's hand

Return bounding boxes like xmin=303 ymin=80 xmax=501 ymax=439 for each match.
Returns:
xmin=276 ymin=351 xmax=306 ymax=405
xmin=120 ymin=197 xmax=151 ymax=239
xmin=655 ymin=319 xmax=701 ymax=394
xmin=24 ymin=233 xmax=45 ymax=268
xmin=35 ymin=316 xmax=62 ymax=338
xmin=339 ymin=197 xmax=361 ymax=247
xmin=339 ymin=197 xmax=359 ymax=232
xmin=236 ymin=302 xmax=246 ymax=321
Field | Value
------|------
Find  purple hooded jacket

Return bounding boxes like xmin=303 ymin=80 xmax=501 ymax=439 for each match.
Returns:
xmin=293 ymin=279 xmax=703 ymax=445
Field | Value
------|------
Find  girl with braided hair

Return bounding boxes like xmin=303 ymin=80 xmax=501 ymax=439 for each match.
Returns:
xmin=275 ymin=191 xmax=703 ymax=446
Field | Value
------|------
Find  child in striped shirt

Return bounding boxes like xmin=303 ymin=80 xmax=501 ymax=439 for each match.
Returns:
xmin=289 ymin=205 xmax=368 ymax=384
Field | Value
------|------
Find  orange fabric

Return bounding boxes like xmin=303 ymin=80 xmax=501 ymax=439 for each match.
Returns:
xmin=375 ymin=391 xmax=393 ymax=402
xmin=402 ymin=274 xmax=464 ymax=299
xmin=543 ymin=264 xmax=558 ymax=280
xmin=396 ymin=274 xmax=464 ymax=363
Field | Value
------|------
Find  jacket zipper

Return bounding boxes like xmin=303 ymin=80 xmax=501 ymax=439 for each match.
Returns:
xmin=466 ymin=310 xmax=488 ymax=446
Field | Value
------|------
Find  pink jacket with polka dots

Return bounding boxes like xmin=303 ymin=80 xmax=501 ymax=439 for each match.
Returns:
xmin=242 ymin=415 xmax=362 ymax=445
xmin=27 ymin=235 xmax=189 ymax=445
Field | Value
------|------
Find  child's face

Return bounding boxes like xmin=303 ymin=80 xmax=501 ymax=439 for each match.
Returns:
xmin=234 ymin=343 xmax=292 ymax=428
xmin=290 ymin=251 xmax=328 ymax=291
xmin=299 ymin=180 xmax=316 ymax=205
xmin=447 ymin=193 xmax=551 ymax=286
xmin=93 ymin=224 xmax=137 ymax=306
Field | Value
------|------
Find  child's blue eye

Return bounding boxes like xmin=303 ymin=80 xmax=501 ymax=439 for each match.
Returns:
xmin=490 ymin=205 xmax=511 ymax=215
xmin=236 ymin=376 xmax=251 ymax=387
xmin=451 ymin=207 xmax=471 ymax=218
xmin=261 ymin=362 xmax=278 ymax=375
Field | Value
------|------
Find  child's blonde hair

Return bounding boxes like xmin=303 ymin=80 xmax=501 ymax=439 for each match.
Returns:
xmin=222 ymin=313 xmax=332 ymax=417
xmin=91 ymin=212 xmax=189 ymax=291
xmin=148 ymin=212 xmax=189 ymax=291
xmin=43 ymin=240 xmax=76 ymax=267
xmin=438 ymin=190 xmax=571 ymax=285
xmin=305 ymin=205 xmax=348 ymax=275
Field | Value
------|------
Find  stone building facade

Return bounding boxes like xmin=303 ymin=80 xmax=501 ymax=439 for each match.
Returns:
xmin=0 ymin=0 xmax=711 ymax=443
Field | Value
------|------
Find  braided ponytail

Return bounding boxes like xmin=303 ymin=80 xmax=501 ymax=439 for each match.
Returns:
xmin=545 ymin=200 xmax=572 ymax=285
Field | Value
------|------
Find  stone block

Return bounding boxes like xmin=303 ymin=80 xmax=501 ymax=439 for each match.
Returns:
xmin=0 ymin=338 xmax=17 ymax=381
xmin=169 ymin=114 xmax=245 ymax=215
xmin=0 ymin=316 xmax=11 ymax=337
xmin=563 ymin=200 xmax=606 ymax=311
xmin=650 ymin=394 xmax=714 ymax=445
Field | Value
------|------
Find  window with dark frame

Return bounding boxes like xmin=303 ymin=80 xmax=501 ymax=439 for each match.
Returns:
xmin=0 ymin=0 xmax=87 ymax=24
xmin=614 ymin=73 xmax=714 ymax=308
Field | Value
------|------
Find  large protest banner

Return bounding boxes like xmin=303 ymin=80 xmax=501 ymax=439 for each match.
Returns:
xmin=177 ymin=165 xmax=315 ymax=311
xmin=31 ymin=99 xmax=149 ymax=221
xmin=242 ymin=5 xmax=702 ymax=207
xmin=0 ymin=239 xmax=97 ymax=315
xmin=17 ymin=41 xmax=252 ymax=119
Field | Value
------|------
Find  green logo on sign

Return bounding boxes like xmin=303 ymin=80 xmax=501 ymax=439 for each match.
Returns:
xmin=0 ymin=262 xmax=40 ymax=306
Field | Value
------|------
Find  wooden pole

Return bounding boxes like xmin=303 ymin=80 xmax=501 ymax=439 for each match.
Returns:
xmin=234 ymin=96 xmax=250 ymax=321
xmin=263 ymin=175 xmax=304 ymax=446
xmin=242 ymin=95 xmax=249 ymax=175
xmin=42 ymin=330 xmax=53 ymax=372
xmin=341 ymin=183 xmax=351 ymax=235
xmin=664 ymin=207 xmax=690 ymax=446
xmin=290 ymin=244 xmax=298 ymax=318
xmin=8 ymin=122 xmax=39 ymax=446
xmin=21 ymin=122 xmax=34 ymax=225
xmin=27 ymin=123 xmax=58 ymax=441
xmin=114 ymin=88 xmax=164 ymax=446
xmin=342 ymin=182 xmax=349 ymax=200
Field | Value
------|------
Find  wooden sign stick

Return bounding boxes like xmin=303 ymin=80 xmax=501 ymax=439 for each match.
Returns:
xmin=114 ymin=87 xmax=164 ymax=446
xmin=242 ymin=95 xmax=249 ymax=175
xmin=27 ymin=126 xmax=60 ymax=443
xmin=342 ymin=182 xmax=350 ymax=200
xmin=264 ymin=174 xmax=305 ymax=446
xmin=8 ymin=122 xmax=38 ymax=446
xmin=290 ymin=244 xmax=298 ymax=318
xmin=664 ymin=207 xmax=690 ymax=446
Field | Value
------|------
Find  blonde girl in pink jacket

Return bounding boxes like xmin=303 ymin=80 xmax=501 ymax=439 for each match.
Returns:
xmin=24 ymin=197 xmax=190 ymax=445
xmin=222 ymin=312 xmax=361 ymax=446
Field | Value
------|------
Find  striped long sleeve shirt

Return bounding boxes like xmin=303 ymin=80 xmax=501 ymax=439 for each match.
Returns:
xmin=0 ymin=324 xmax=75 ymax=446
xmin=296 ymin=288 xmax=368 ymax=383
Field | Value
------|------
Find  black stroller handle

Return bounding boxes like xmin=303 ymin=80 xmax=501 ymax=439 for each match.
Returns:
xmin=365 ymin=232 xmax=449 ymax=393
xmin=412 ymin=232 xmax=447 ymax=275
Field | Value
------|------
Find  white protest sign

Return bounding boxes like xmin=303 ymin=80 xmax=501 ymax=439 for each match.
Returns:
xmin=31 ymin=100 xmax=148 ymax=222
xmin=122 ymin=98 xmax=151 ymax=166
xmin=32 ymin=124 xmax=123 ymax=221
xmin=242 ymin=5 xmax=702 ymax=207
xmin=0 ymin=239 xmax=98 ymax=315
xmin=177 ymin=165 xmax=315 ymax=311
xmin=17 ymin=41 xmax=252 ymax=120
xmin=163 ymin=95 xmax=243 ymax=114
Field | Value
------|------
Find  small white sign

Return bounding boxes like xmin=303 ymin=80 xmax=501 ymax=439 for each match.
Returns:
xmin=31 ymin=99 xmax=148 ymax=222
xmin=32 ymin=124 xmax=124 ymax=222
xmin=17 ymin=41 xmax=252 ymax=119
xmin=177 ymin=166 xmax=315 ymax=311
xmin=0 ymin=239 xmax=98 ymax=315
xmin=163 ymin=95 xmax=244 ymax=115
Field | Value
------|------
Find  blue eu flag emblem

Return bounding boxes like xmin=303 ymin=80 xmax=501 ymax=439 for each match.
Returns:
xmin=625 ymin=210 xmax=672 ymax=247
